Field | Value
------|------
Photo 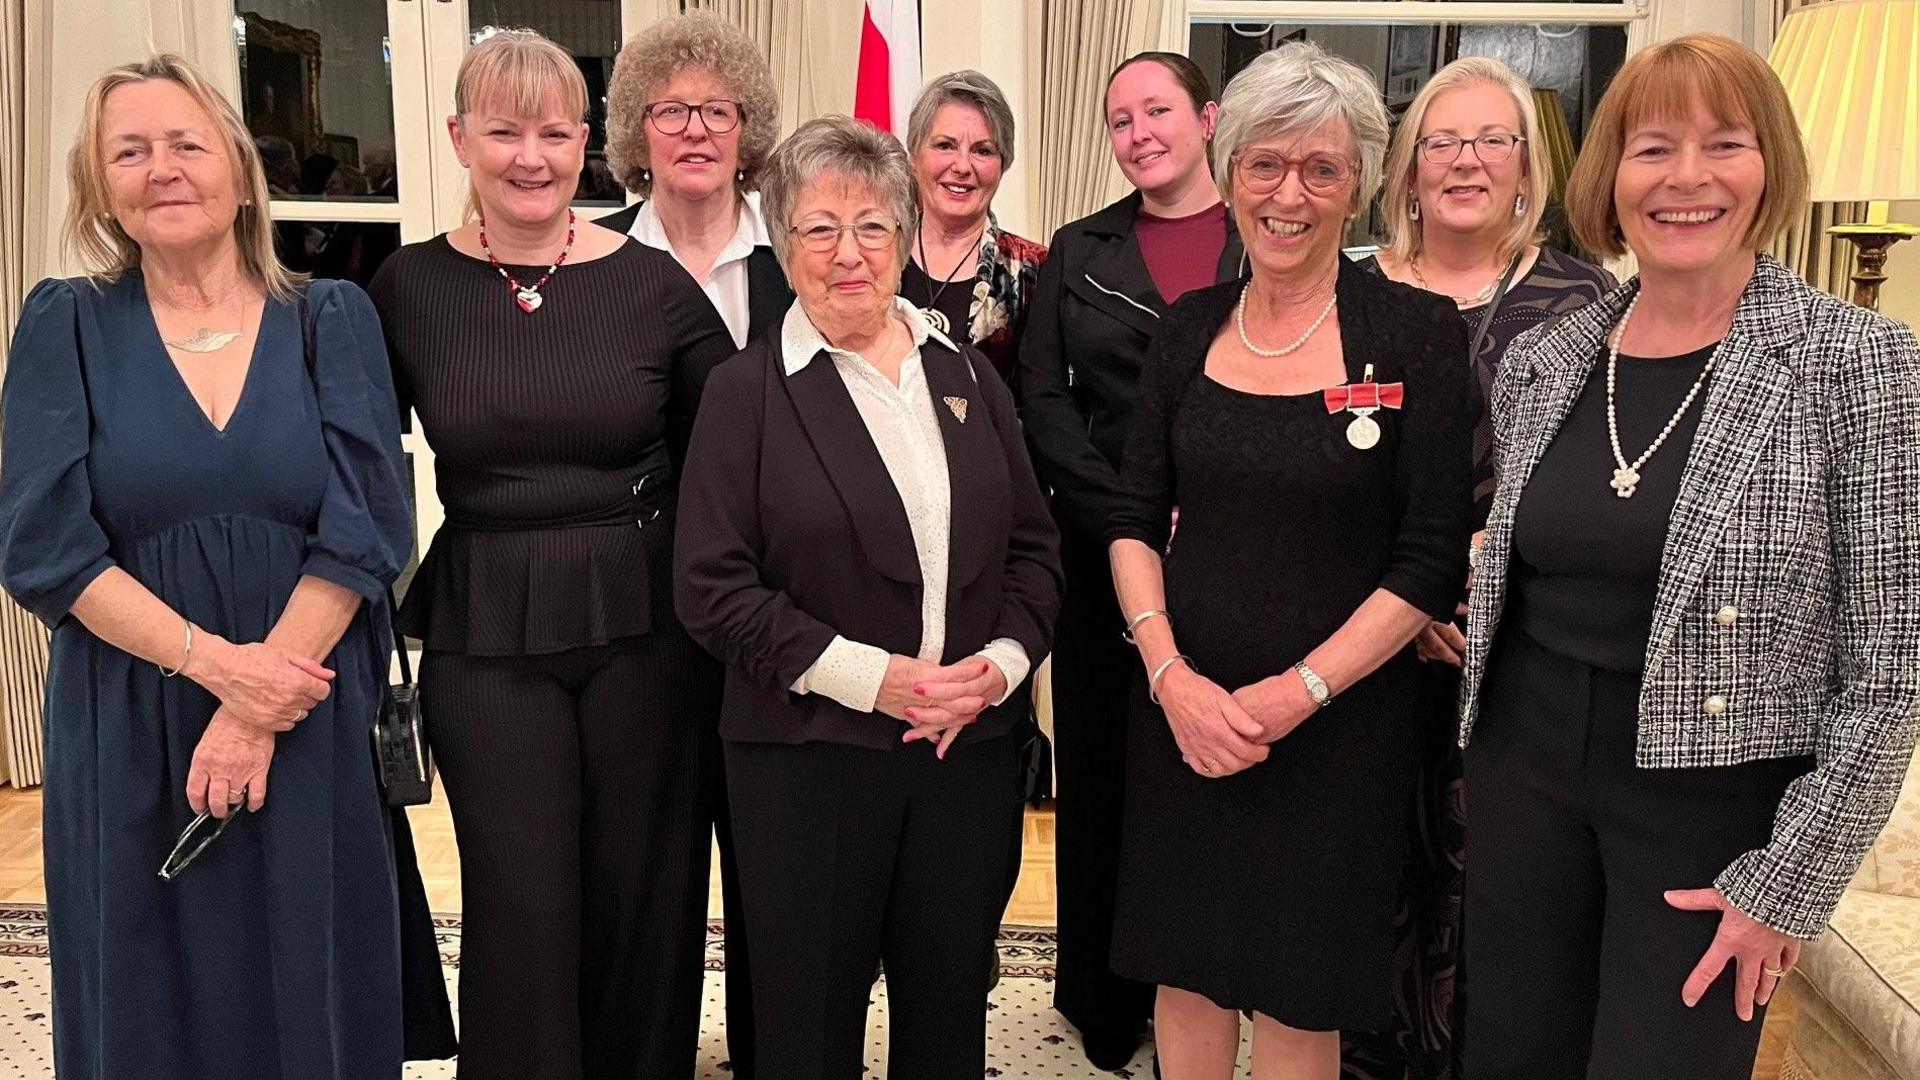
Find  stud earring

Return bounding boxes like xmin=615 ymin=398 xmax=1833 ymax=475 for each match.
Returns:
xmin=736 ymin=168 xmax=746 ymax=183
xmin=641 ymin=167 xmax=651 ymax=184
xmin=1408 ymin=199 xmax=1420 ymax=222
xmin=1514 ymin=194 xmax=1526 ymax=216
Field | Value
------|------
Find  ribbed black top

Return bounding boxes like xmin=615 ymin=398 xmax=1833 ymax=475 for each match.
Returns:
xmin=368 ymin=235 xmax=736 ymax=655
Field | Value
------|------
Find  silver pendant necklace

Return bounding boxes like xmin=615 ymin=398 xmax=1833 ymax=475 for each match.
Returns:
xmin=1604 ymin=291 xmax=1721 ymax=498
xmin=1235 ymin=282 xmax=1337 ymax=358
xmin=1410 ymin=256 xmax=1499 ymax=307
xmin=163 ymin=328 xmax=242 ymax=353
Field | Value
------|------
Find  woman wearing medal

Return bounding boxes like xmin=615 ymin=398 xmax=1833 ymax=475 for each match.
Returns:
xmin=901 ymin=71 xmax=1046 ymax=389
xmin=1103 ymin=42 xmax=1474 ymax=1078
xmin=367 ymin=30 xmax=736 ymax=1080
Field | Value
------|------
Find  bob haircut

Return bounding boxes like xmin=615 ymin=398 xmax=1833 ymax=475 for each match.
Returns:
xmin=454 ymin=28 xmax=590 ymax=221
xmin=1211 ymin=40 xmax=1391 ymax=216
xmin=603 ymin=12 xmax=780 ymax=198
xmin=1564 ymin=32 xmax=1809 ymax=259
xmin=63 ymin=54 xmax=300 ymax=299
xmin=906 ymin=70 xmax=1018 ymax=171
xmin=759 ymin=116 xmax=917 ymax=271
xmin=1379 ymin=57 xmax=1551 ymax=266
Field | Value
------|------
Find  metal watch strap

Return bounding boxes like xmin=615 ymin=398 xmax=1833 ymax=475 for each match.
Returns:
xmin=1294 ymin=660 xmax=1332 ymax=707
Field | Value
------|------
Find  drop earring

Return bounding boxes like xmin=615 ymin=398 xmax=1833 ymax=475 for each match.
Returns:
xmin=736 ymin=168 xmax=746 ymax=183
xmin=1408 ymin=199 xmax=1420 ymax=222
xmin=1514 ymin=194 xmax=1527 ymax=216
xmin=641 ymin=167 xmax=651 ymax=184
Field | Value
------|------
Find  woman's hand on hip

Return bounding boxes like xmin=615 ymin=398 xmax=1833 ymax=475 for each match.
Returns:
xmin=188 ymin=636 xmax=333 ymax=732
xmin=1230 ymin=674 xmax=1318 ymax=744
xmin=1665 ymin=886 xmax=1802 ymax=1021
xmin=1157 ymin=663 xmax=1267 ymax=777
xmin=186 ymin=708 xmax=275 ymax=818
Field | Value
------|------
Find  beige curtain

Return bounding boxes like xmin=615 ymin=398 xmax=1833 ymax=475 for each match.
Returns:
xmin=682 ymin=0 xmax=864 ymax=139
xmin=1766 ymin=0 xmax=1868 ymax=297
xmin=0 ymin=0 xmax=49 ymax=787
xmin=1022 ymin=0 xmax=1189 ymax=242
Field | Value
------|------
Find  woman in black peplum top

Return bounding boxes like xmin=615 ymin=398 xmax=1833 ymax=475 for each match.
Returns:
xmin=366 ymin=31 xmax=735 ymax=1080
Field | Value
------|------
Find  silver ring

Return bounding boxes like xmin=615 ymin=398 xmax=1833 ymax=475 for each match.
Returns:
xmin=227 ymin=788 xmax=245 ymax=803
xmin=1202 ymin=759 xmax=1221 ymax=772
xmin=294 ymin=709 xmax=308 ymax=722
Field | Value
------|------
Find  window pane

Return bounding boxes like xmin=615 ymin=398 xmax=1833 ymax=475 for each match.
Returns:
xmin=273 ymin=219 xmax=401 ymax=291
xmin=235 ymin=3 xmax=399 ymax=202
xmin=470 ymin=2 xmax=626 ymax=206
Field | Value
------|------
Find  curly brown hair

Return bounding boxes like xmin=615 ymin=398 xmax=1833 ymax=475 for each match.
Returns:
xmin=604 ymin=12 xmax=779 ymax=198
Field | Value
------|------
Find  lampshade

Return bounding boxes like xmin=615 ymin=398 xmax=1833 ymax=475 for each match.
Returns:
xmin=1769 ymin=0 xmax=1920 ymax=202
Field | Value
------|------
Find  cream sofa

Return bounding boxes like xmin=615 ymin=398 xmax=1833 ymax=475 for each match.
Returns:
xmin=1784 ymin=751 xmax=1920 ymax=1080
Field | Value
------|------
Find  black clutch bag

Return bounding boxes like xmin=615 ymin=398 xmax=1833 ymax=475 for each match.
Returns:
xmin=371 ymin=591 xmax=434 ymax=807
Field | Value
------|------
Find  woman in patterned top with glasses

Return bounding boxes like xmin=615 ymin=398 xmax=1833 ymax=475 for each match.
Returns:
xmin=1104 ymin=42 xmax=1473 ymax=1079
xmin=1353 ymin=56 xmax=1613 ymax=1080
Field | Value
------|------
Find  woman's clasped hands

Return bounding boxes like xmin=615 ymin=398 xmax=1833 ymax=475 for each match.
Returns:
xmin=877 ymin=655 xmax=1009 ymax=759
xmin=186 ymin=635 xmax=335 ymax=733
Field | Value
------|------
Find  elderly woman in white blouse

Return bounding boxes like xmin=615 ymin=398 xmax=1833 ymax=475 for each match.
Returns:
xmin=673 ymin=115 xmax=1061 ymax=1079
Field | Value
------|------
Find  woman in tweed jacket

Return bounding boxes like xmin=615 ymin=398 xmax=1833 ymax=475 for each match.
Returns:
xmin=1457 ymin=34 xmax=1920 ymax=1079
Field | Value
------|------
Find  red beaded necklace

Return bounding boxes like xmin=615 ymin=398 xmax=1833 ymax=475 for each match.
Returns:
xmin=478 ymin=208 xmax=576 ymax=313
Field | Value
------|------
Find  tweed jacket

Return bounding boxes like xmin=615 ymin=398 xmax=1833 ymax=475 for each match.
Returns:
xmin=1458 ymin=255 xmax=1920 ymax=939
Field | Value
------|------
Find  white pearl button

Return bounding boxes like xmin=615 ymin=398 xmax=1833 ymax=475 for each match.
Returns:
xmin=1715 ymin=605 xmax=1739 ymax=626
xmin=1704 ymin=694 xmax=1729 ymax=716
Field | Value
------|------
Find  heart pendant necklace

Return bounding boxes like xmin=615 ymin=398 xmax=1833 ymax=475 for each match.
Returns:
xmin=479 ymin=208 xmax=576 ymax=314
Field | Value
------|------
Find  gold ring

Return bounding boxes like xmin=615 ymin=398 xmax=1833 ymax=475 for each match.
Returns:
xmin=1762 ymin=964 xmax=1787 ymax=978
xmin=1202 ymin=759 xmax=1221 ymax=772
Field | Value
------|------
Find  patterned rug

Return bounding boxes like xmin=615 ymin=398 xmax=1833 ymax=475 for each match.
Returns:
xmin=0 ymin=905 xmax=1199 ymax=1078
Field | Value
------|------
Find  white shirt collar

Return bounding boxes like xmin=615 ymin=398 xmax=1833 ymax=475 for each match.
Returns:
xmin=627 ymin=190 xmax=770 ymax=275
xmin=779 ymin=296 xmax=959 ymax=377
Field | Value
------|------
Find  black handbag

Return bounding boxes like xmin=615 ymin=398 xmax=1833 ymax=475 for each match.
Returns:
xmin=372 ymin=605 xmax=435 ymax=807
xmin=296 ymin=289 xmax=435 ymax=807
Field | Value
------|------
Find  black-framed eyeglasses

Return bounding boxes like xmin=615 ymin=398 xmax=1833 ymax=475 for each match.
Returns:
xmin=788 ymin=219 xmax=899 ymax=253
xmin=1417 ymin=133 xmax=1525 ymax=165
xmin=158 ymin=804 xmax=247 ymax=881
xmin=1234 ymin=151 xmax=1358 ymax=197
xmin=644 ymin=99 xmax=743 ymax=135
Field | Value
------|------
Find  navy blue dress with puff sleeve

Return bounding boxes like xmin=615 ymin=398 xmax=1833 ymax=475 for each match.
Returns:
xmin=0 ymin=273 xmax=423 ymax=1079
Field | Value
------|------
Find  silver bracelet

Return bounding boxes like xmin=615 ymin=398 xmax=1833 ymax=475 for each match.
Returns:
xmin=1147 ymin=654 xmax=1192 ymax=705
xmin=158 ymin=618 xmax=192 ymax=678
xmin=1122 ymin=608 xmax=1169 ymax=643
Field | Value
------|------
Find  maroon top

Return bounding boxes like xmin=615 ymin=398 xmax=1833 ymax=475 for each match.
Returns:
xmin=1135 ymin=201 xmax=1229 ymax=305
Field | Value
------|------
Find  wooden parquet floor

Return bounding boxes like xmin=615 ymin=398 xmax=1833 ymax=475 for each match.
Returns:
xmin=0 ymin=782 xmax=1789 ymax=1078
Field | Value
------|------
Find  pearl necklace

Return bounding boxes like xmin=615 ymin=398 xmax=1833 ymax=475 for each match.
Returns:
xmin=1235 ymin=282 xmax=1337 ymax=358
xmin=1604 ymin=291 xmax=1722 ymax=499
xmin=1409 ymin=256 xmax=1499 ymax=306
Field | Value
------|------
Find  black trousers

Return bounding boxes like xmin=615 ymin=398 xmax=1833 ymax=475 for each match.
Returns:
xmin=726 ymin=732 xmax=1024 ymax=1080
xmin=1464 ymin=631 xmax=1811 ymax=1079
xmin=421 ymin=631 xmax=724 ymax=1080
xmin=1050 ymin=534 xmax=1157 ymax=1043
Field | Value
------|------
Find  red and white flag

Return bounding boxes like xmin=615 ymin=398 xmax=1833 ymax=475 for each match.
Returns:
xmin=854 ymin=0 xmax=921 ymax=136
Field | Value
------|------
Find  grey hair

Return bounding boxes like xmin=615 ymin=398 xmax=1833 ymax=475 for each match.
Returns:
xmin=905 ymin=69 xmax=1017 ymax=170
xmin=1212 ymin=40 xmax=1391 ymax=214
xmin=760 ymin=116 xmax=918 ymax=270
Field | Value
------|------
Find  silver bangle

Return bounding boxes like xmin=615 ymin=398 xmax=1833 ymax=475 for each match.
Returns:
xmin=1122 ymin=608 xmax=1169 ymax=643
xmin=158 ymin=618 xmax=192 ymax=678
xmin=1147 ymin=654 xmax=1192 ymax=705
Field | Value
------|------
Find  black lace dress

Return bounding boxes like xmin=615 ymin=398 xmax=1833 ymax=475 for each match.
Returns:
xmin=1103 ymin=264 xmax=1474 ymax=1029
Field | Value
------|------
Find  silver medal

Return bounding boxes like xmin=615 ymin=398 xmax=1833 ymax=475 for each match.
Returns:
xmin=1346 ymin=413 xmax=1381 ymax=450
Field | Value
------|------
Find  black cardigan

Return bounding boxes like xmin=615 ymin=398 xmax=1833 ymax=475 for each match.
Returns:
xmin=673 ymin=325 xmax=1064 ymax=748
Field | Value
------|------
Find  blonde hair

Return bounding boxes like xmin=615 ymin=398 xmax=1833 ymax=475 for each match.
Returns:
xmin=1212 ymin=41 xmax=1390 ymax=216
xmin=454 ymin=28 xmax=590 ymax=221
xmin=1380 ymin=57 xmax=1550 ymax=267
xmin=604 ymin=12 xmax=779 ymax=198
xmin=63 ymin=54 xmax=298 ymax=298
xmin=1565 ymin=32 xmax=1809 ymax=259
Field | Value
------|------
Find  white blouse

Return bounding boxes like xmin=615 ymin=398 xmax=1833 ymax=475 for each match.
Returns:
xmin=781 ymin=298 xmax=1030 ymax=712
xmin=626 ymin=191 xmax=770 ymax=350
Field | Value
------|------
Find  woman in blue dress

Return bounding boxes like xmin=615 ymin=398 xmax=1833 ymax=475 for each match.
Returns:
xmin=0 ymin=56 xmax=442 ymax=1079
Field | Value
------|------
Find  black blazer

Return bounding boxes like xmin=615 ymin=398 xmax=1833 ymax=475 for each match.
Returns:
xmin=597 ymin=201 xmax=794 ymax=342
xmin=1016 ymin=191 xmax=1245 ymax=543
xmin=673 ymin=325 xmax=1063 ymax=749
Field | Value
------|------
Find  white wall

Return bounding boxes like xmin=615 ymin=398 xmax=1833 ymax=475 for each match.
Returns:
xmin=920 ymin=0 xmax=1035 ymax=241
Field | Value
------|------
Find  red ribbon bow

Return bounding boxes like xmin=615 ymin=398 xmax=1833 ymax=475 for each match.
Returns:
xmin=1324 ymin=380 xmax=1405 ymax=414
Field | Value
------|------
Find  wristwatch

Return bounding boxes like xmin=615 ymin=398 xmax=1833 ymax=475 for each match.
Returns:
xmin=1294 ymin=660 xmax=1332 ymax=708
